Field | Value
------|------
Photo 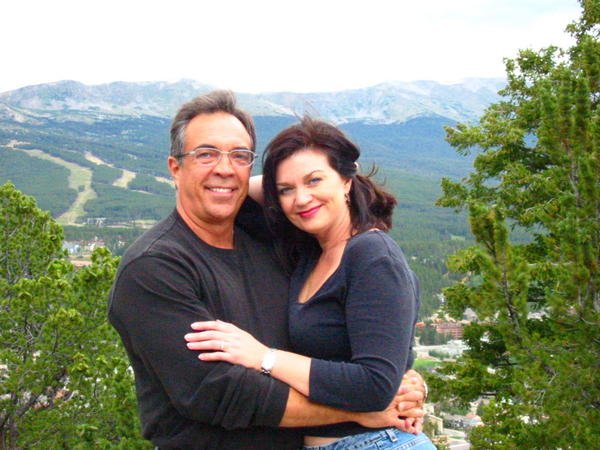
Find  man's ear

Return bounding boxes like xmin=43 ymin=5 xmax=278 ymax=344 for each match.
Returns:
xmin=168 ymin=156 xmax=180 ymax=190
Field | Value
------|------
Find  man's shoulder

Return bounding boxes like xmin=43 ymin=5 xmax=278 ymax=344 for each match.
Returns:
xmin=120 ymin=210 xmax=188 ymax=266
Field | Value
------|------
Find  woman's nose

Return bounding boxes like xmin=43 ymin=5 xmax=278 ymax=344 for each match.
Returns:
xmin=295 ymin=187 xmax=312 ymax=205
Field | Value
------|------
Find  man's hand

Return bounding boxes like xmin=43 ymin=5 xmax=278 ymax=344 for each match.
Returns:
xmin=353 ymin=395 xmax=412 ymax=430
xmin=396 ymin=369 xmax=426 ymax=414
xmin=395 ymin=369 xmax=427 ymax=434
xmin=353 ymin=370 xmax=427 ymax=434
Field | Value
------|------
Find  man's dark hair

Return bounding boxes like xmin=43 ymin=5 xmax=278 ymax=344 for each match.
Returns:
xmin=170 ymin=90 xmax=256 ymax=162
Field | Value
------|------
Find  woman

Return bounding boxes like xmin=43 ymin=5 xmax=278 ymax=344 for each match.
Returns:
xmin=185 ymin=118 xmax=435 ymax=449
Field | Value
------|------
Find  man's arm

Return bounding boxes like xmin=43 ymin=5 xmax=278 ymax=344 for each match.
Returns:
xmin=109 ymin=254 xmax=290 ymax=429
xmin=279 ymin=374 xmax=425 ymax=429
xmin=248 ymin=174 xmax=264 ymax=204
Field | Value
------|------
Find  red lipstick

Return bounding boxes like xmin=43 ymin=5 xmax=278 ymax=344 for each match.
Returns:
xmin=298 ymin=206 xmax=321 ymax=218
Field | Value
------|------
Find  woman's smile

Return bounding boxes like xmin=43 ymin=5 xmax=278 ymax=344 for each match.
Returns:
xmin=298 ymin=205 xmax=322 ymax=218
xmin=276 ymin=149 xmax=352 ymax=243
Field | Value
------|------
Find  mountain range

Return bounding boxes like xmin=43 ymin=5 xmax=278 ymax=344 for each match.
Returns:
xmin=0 ymin=77 xmax=504 ymax=124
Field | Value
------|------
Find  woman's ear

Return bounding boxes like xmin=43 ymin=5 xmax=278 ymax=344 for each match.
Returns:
xmin=344 ymin=178 xmax=352 ymax=194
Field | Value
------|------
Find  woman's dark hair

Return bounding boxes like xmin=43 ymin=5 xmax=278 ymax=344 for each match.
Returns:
xmin=262 ymin=117 xmax=397 ymax=269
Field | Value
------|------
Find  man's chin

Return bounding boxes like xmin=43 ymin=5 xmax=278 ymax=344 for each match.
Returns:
xmin=206 ymin=204 xmax=244 ymax=223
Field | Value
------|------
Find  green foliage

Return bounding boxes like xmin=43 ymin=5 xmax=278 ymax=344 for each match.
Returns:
xmin=412 ymin=359 xmax=441 ymax=371
xmin=84 ymin=183 xmax=174 ymax=223
xmin=431 ymin=3 xmax=600 ymax=447
xmin=382 ymin=166 xmax=472 ymax=319
xmin=428 ymin=349 xmax=452 ymax=360
xmin=0 ymin=149 xmax=76 ymax=216
xmin=128 ymin=173 xmax=174 ymax=196
xmin=0 ymin=182 xmax=65 ymax=284
xmin=91 ymin=164 xmax=122 ymax=185
xmin=0 ymin=183 xmax=148 ymax=448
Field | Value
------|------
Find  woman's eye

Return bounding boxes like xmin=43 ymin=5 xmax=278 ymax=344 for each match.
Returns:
xmin=308 ymin=177 xmax=322 ymax=185
xmin=278 ymin=187 xmax=292 ymax=196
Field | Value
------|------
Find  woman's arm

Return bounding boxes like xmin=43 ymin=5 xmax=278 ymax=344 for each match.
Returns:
xmin=305 ymin=254 xmax=418 ymax=412
xmin=185 ymin=320 xmax=313 ymax=396
xmin=185 ymin=319 xmax=425 ymax=428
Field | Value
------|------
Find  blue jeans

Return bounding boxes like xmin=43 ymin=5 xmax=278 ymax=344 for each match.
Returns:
xmin=302 ymin=428 xmax=436 ymax=449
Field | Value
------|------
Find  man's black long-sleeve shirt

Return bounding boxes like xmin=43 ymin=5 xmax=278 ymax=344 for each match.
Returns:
xmin=108 ymin=209 xmax=302 ymax=449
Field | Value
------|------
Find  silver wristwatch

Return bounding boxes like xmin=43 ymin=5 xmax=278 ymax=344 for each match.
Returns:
xmin=260 ymin=348 xmax=278 ymax=376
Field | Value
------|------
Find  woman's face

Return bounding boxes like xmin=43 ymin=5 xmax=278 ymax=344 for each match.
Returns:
xmin=275 ymin=148 xmax=352 ymax=240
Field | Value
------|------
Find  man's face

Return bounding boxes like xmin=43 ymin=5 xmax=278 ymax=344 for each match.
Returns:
xmin=168 ymin=112 xmax=253 ymax=229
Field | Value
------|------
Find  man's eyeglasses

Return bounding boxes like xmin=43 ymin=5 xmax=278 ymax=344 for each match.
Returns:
xmin=176 ymin=147 xmax=256 ymax=167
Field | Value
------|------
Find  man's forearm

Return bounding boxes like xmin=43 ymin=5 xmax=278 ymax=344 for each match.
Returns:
xmin=279 ymin=389 xmax=357 ymax=427
xmin=278 ymin=369 xmax=427 ymax=429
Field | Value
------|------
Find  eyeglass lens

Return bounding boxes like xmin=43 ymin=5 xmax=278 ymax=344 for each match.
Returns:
xmin=193 ymin=148 xmax=254 ymax=166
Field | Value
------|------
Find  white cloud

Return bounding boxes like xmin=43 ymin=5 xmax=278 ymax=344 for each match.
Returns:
xmin=0 ymin=0 xmax=581 ymax=94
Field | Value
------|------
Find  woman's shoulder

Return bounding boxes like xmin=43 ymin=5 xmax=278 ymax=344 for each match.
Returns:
xmin=343 ymin=231 xmax=416 ymax=286
xmin=345 ymin=230 xmax=404 ymax=262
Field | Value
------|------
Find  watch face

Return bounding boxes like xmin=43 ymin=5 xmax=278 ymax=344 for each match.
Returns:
xmin=261 ymin=348 xmax=277 ymax=375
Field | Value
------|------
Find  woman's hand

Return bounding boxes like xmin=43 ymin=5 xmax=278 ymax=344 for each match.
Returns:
xmin=185 ymin=320 xmax=268 ymax=371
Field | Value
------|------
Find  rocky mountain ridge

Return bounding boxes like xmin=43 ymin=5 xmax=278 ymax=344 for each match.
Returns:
xmin=0 ymin=78 xmax=505 ymax=124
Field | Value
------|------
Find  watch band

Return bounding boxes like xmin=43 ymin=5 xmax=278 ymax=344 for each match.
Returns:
xmin=260 ymin=348 xmax=278 ymax=375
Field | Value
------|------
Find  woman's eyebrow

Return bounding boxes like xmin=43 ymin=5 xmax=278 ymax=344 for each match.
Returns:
xmin=277 ymin=169 xmax=326 ymax=186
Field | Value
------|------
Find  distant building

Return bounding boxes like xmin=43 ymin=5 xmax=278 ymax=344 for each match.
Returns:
xmin=86 ymin=217 xmax=106 ymax=226
xmin=62 ymin=242 xmax=81 ymax=254
xmin=86 ymin=238 xmax=105 ymax=252
xmin=433 ymin=321 xmax=468 ymax=339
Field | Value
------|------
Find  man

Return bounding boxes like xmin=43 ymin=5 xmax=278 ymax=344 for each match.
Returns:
xmin=109 ymin=91 xmax=425 ymax=449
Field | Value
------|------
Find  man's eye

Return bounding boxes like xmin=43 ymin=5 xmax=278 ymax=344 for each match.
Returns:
xmin=196 ymin=150 xmax=216 ymax=160
xmin=231 ymin=151 xmax=252 ymax=163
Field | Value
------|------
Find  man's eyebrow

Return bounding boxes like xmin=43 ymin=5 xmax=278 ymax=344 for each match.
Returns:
xmin=190 ymin=144 xmax=217 ymax=151
xmin=191 ymin=144 xmax=251 ymax=151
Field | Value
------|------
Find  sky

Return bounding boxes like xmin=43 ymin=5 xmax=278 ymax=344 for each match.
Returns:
xmin=2 ymin=0 xmax=581 ymax=94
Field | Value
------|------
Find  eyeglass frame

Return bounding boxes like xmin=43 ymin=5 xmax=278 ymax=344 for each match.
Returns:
xmin=175 ymin=146 xmax=256 ymax=167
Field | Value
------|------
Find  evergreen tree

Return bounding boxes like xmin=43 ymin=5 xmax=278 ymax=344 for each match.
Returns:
xmin=430 ymin=2 xmax=599 ymax=447
xmin=0 ymin=182 xmax=148 ymax=449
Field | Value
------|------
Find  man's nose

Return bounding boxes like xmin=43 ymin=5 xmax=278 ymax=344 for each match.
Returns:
xmin=212 ymin=154 xmax=235 ymax=175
